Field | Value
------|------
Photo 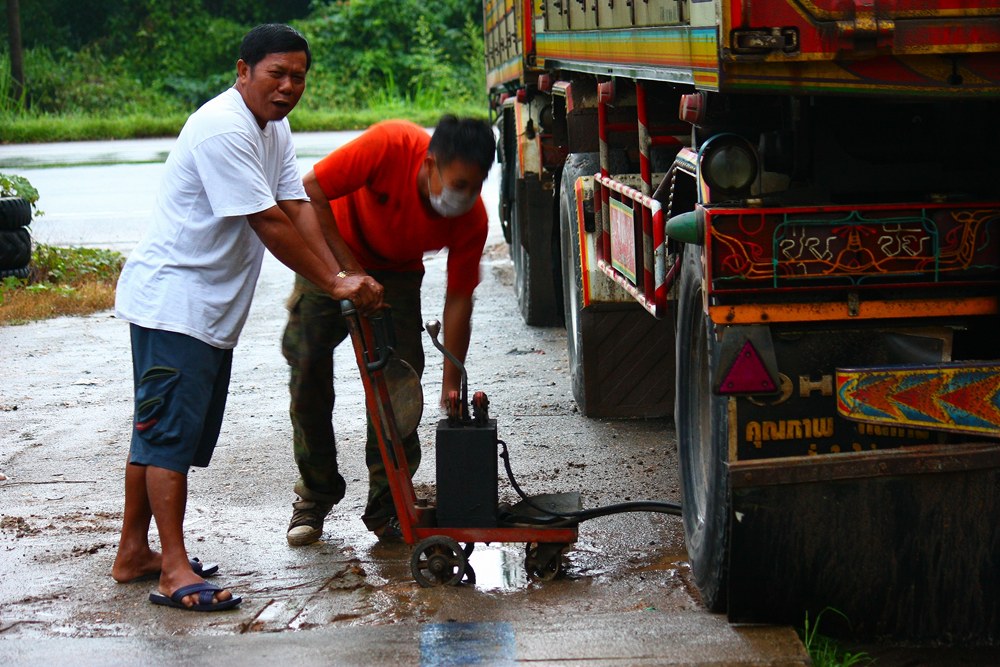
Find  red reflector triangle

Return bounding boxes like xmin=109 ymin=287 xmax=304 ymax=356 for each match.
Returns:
xmin=720 ymin=341 xmax=777 ymax=394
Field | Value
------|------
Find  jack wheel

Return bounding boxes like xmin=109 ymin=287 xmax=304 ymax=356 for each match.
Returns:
xmin=410 ymin=536 xmax=467 ymax=587
xmin=525 ymin=542 xmax=566 ymax=582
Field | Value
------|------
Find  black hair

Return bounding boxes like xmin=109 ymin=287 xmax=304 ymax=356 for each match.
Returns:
xmin=428 ymin=115 xmax=496 ymax=175
xmin=239 ymin=24 xmax=311 ymax=71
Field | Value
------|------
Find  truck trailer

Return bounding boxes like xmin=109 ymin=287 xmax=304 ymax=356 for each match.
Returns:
xmin=485 ymin=0 xmax=1000 ymax=640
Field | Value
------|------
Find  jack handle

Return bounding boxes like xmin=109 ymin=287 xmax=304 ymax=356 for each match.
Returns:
xmin=424 ymin=319 xmax=468 ymax=419
xmin=341 ymin=300 xmax=395 ymax=372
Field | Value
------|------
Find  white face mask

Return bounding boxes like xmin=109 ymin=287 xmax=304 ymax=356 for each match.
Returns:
xmin=427 ymin=166 xmax=478 ymax=218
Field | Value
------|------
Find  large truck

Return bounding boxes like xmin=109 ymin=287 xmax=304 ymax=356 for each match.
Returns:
xmin=484 ymin=0 xmax=1000 ymax=640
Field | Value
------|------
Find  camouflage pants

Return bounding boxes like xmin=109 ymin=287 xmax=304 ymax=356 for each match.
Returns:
xmin=281 ymin=269 xmax=424 ymax=531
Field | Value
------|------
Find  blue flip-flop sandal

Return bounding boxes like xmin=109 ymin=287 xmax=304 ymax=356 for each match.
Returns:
xmin=149 ymin=582 xmax=242 ymax=612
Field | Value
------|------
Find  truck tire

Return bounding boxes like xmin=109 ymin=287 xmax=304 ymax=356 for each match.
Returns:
xmin=0 ymin=228 xmax=31 ymax=269
xmin=511 ymin=175 xmax=562 ymax=326
xmin=0 ymin=265 xmax=31 ymax=279
xmin=558 ymin=153 xmax=675 ymax=418
xmin=675 ymin=242 xmax=730 ymax=612
xmin=0 ymin=197 xmax=32 ymax=231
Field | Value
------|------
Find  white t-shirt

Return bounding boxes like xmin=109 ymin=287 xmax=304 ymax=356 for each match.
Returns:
xmin=115 ymin=87 xmax=306 ymax=349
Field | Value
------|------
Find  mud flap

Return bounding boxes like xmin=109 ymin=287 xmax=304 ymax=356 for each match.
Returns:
xmin=727 ymin=442 xmax=1000 ymax=641
xmin=577 ymin=303 xmax=676 ymax=418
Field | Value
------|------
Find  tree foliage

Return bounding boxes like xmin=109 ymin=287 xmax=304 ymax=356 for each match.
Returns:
xmin=4 ymin=0 xmax=310 ymax=51
xmin=1 ymin=0 xmax=485 ymax=116
xmin=304 ymin=0 xmax=482 ymax=103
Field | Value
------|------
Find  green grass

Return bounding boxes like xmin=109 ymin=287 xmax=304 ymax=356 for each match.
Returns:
xmin=0 ymin=112 xmax=189 ymax=143
xmin=0 ymin=244 xmax=125 ymax=325
xmin=0 ymin=101 xmax=489 ymax=144
xmin=291 ymin=103 xmax=487 ymax=132
xmin=800 ymin=608 xmax=874 ymax=667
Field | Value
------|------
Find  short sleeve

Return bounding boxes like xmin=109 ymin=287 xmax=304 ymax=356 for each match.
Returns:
xmin=193 ymin=131 xmax=277 ymax=217
xmin=313 ymin=124 xmax=392 ymax=200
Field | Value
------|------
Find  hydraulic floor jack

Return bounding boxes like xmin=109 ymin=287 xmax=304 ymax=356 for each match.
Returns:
xmin=342 ymin=301 xmax=680 ymax=587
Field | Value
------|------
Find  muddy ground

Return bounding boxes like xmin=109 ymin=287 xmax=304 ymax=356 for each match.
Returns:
xmin=0 ymin=233 xmax=711 ymax=640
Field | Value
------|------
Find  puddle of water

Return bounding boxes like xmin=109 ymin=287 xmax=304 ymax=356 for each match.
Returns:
xmin=638 ymin=552 xmax=690 ymax=573
xmin=466 ymin=545 xmax=527 ymax=592
xmin=359 ymin=536 xmax=531 ymax=594
xmin=420 ymin=621 xmax=516 ymax=666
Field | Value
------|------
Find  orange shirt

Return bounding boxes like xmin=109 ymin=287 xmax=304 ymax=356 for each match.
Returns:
xmin=312 ymin=120 xmax=488 ymax=296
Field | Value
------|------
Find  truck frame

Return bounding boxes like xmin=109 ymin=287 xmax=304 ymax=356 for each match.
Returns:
xmin=485 ymin=0 xmax=1000 ymax=640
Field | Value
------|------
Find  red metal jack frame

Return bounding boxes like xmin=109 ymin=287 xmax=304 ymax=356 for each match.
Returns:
xmin=341 ymin=301 xmax=582 ymax=586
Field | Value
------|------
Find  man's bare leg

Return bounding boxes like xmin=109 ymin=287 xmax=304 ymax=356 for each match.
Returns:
xmin=111 ymin=459 xmax=162 ymax=582
xmin=146 ymin=465 xmax=232 ymax=607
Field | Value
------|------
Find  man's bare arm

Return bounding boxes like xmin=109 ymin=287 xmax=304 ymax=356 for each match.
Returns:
xmin=247 ymin=205 xmax=383 ymax=312
xmin=441 ymin=292 xmax=474 ymax=404
xmin=302 ymin=170 xmax=365 ymax=274
xmin=277 ymin=198 xmax=342 ymax=273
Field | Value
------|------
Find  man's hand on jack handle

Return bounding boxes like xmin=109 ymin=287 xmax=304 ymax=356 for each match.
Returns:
xmin=332 ymin=272 xmax=384 ymax=315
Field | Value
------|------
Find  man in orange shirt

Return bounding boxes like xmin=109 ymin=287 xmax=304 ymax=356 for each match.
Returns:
xmin=282 ymin=115 xmax=496 ymax=545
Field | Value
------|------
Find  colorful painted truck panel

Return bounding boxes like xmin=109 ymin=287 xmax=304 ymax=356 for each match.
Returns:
xmin=486 ymin=0 xmax=1000 ymax=94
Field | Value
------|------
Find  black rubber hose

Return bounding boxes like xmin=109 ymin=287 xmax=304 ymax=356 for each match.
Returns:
xmin=498 ymin=440 xmax=682 ymax=522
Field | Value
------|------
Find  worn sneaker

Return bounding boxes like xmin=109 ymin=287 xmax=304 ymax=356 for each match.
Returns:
xmin=286 ymin=497 xmax=333 ymax=546
xmin=372 ymin=516 xmax=403 ymax=542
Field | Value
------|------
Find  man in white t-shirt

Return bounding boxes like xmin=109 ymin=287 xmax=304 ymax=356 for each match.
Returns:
xmin=110 ymin=24 xmax=384 ymax=612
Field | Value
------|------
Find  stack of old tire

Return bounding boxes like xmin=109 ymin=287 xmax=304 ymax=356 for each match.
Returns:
xmin=0 ymin=195 xmax=32 ymax=279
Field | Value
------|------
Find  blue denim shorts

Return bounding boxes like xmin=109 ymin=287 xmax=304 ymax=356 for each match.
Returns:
xmin=128 ymin=324 xmax=233 ymax=474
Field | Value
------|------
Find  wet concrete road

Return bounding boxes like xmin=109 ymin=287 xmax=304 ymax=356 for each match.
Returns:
xmin=0 ymin=135 xmax=814 ymax=664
